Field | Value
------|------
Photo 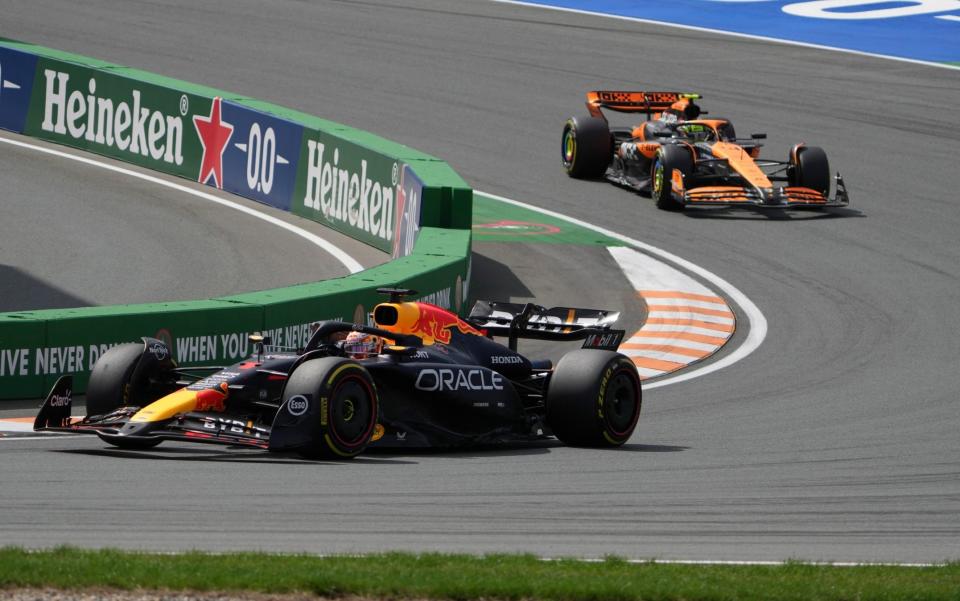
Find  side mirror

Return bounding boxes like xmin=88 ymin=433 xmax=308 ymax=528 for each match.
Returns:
xmin=249 ymin=333 xmax=271 ymax=362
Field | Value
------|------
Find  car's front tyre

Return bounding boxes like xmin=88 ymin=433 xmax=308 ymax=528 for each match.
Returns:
xmin=281 ymin=357 xmax=379 ymax=459
xmin=652 ymin=144 xmax=693 ymax=211
xmin=789 ymin=145 xmax=831 ymax=197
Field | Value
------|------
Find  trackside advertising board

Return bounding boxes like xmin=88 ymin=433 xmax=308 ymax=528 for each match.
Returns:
xmin=0 ymin=45 xmax=36 ymax=132
xmin=24 ymin=60 xmax=207 ymax=181
xmin=293 ymin=130 xmax=405 ymax=254
xmin=0 ymin=38 xmax=443 ymax=254
xmin=0 ymin=39 xmax=472 ymax=400
xmin=220 ymin=100 xmax=304 ymax=211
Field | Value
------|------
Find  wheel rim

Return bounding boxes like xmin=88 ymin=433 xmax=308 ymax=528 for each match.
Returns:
xmin=330 ymin=375 xmax=373 ymax=447
xmin=652 ymin=158 xmax=664 ymax=196
xmin=562 ymin=128 xmax=576 ymax=167
xmin=603 ymin=369 xmax=639 ymax=437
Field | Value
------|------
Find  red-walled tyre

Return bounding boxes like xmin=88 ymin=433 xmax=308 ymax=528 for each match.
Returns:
xmin=281 ymin=357 xmax=378 ymax=459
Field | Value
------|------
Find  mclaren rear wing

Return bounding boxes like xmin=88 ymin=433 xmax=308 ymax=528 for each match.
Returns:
xmin=468 ymin=300 xmax=625 ymax=351
xmin=586 ymin=90 xmax=700 ymax=120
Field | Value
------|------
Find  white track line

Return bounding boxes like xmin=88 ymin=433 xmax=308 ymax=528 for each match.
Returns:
xmin=489 ymin=0 xmax=960 ymax=71
xmin=0 ymin=135 xmax=364 ymax=273
xmin=477 ymin=191 xmax=767 ymax=390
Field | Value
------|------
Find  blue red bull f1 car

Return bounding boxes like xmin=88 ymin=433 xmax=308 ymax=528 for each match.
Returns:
xmin=35 ymin=289 xmax=642 ymax=458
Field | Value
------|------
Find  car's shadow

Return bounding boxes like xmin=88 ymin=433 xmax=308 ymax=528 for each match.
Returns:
xmin=55 ymin=440 xmax=688 ymax=464
xmin=367 ymin=440 xmax=688 ymax=457
xmin=57 ymin=446 xmax=416 ymax=465
xmin=468 ymin=250 xmax=535 ymax=300
xmin=680 ymin=206 xmax=864 ymax=221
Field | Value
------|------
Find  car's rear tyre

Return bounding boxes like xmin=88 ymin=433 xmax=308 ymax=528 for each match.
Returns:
xmin=561 ymin=116 xmax=611 ymax=179
xmin=282 ymin=357 xmax=378 ymax=459
xmin=789 ymin=145 xmax=830 ymax=196
xmin=652 ymin=144 xmax=693 ymax=211
xmin=547 ymin=350 xmax=642 ymax=447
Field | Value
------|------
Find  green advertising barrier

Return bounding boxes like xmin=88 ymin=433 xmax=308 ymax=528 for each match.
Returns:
xmin=0 ymin=229 xmax=469 ymax=399
xmin=24 ymin=58 xmax=207 ymax=181
xmin=292 ymin=128 xmax=409 ymax=253
xmin=0 ymin=300 xmax=265 ymax=399
xmin=0 ymin=39 xmax=473 ymax=400
xmin=0 ymin=315 xmax=48 ymax=399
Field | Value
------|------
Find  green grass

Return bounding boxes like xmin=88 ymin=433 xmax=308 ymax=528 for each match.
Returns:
xmin=1 ymin=548 xmax=958 ymax=601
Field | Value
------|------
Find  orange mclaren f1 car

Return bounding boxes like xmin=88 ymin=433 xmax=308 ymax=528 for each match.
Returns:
xmin=562 ymin=90 xmax=849 ymax=210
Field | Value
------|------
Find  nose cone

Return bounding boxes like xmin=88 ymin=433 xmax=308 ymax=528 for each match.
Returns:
xmin=129 ymin=388 xmax=202 ymax=423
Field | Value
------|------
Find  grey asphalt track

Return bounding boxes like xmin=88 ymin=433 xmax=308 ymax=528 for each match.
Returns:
xmin=1 ymin=0 xmax=959 ymax=563
xmin=0 ymin=133 xmax=387 ymax=311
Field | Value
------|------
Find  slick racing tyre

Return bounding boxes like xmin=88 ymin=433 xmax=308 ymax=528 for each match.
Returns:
xmin=86 ymin=339 xmax=177 ymax=418
xmin=282 ymin=357 xmax=378 ymax=459
xmin=562 ymin=116 xmax=611 ymax=179
xmin=546 ymin=350 xmax=641 ymax=447
xmin=652 ymin=144 xmax=693 ymax=211
xmin=85 ymin=343 xmax=144 ymax=417
xmin=789 ymin=145 xmax=830 ymax=197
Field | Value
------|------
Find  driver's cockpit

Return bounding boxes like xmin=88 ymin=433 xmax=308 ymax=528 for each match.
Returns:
xmin=675 ymin=119 xmax=737 ymax=143
xmin=676 ymin=123 xmax=716 ymax=142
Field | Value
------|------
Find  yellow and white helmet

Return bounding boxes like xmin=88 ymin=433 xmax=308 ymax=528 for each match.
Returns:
xmin=343 ymin=331 xmax=383 ymax=359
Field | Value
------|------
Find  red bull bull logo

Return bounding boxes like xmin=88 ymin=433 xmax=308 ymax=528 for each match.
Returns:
xmin=408 ymin=303 xmax=484 ymax=345
xmin=195 ymin=385 xmax=228 ymax=412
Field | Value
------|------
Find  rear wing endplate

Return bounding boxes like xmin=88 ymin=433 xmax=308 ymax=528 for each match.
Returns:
xmin=586 ymin=90 xmax=700 ymax=120
xmin=468 ymin=301 xmax=624 ymax=351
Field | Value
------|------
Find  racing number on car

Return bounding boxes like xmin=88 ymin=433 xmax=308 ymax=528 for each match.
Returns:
xmin=245 ymin=123 xmax=277 ymax=195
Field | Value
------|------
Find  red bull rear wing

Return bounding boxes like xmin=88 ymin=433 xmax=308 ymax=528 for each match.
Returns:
xmin=468 ymin=301 xmax=624 ymax=351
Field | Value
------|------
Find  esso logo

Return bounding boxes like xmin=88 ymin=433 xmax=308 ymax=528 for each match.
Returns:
xmin=287 ymin=395 xmax=309 ymax=416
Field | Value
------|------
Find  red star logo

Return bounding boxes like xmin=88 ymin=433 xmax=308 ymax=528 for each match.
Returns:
xmin=192 ymin=97 xmax=234 ymax=189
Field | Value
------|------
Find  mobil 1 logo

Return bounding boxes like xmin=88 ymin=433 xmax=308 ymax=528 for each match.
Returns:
xmin=220 ymin=100 xmax=305 ymax=211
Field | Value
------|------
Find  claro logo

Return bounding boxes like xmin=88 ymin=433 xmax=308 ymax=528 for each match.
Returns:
xmin=49 ymin=391 xmax=71 ymax=407
xmin=415 ymin=368 xmax=504 ymax=392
